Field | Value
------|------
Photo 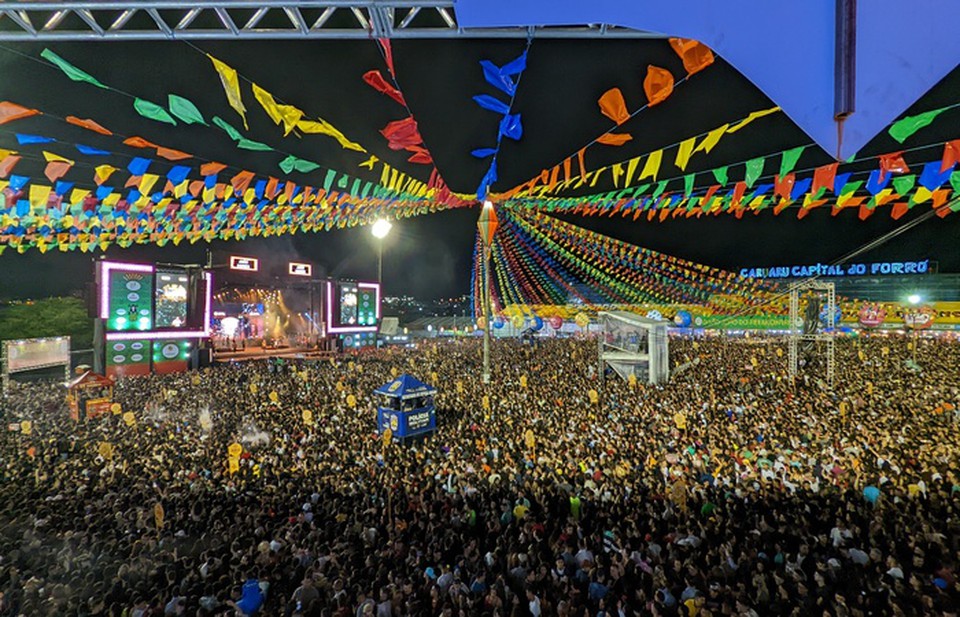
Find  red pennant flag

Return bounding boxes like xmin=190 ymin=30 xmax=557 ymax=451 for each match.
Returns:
xmin=812 ymin=162 xmax=839 ymax=194
xmin=731 ymin=181 xmax=747 ymax=207
xmin=774 ymin=173 xmax=795 ymax=201
xmin=378 ymin=38 xmax=396 ymax=78
xmin=890 ymin=202 xmax=910 ymax=220
xmin=380 ymin=117 xmax=422 ymax=150
xmin=878 ymin=151 xmax=909 ymax=181
xmin=858 ymin=204 xmax=875 ymax=220
xmin=940 ymin=139 xmax=960 ymax=173
xmin=0 ymin=101 xmax=39 ymax=125
xmin=362 ymin=70 xmax=406 ymax=107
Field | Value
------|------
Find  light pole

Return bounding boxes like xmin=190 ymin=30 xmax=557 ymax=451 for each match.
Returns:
xmin=371 ymin=219 xmax=392 ymax=285
xmin=907 ymin=294 xmax=921 ymax=363
xmin=477 ymin=201 xmax=498 ymax=384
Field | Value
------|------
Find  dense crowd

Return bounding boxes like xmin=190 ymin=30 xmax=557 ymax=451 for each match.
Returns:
xmin=0 ymin=334 xmax=958 ymax=616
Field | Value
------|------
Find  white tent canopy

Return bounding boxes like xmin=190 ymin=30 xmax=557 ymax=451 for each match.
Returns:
xmin=598 ymin=311 xmax=669 ymax=385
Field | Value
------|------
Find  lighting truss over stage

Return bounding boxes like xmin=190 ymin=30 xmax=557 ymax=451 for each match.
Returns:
xmin=0 ymin=1 xmax=661 ymax=41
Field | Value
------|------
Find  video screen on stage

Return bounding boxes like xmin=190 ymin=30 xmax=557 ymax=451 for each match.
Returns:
xmin=106 ymin=267 xmax=154 ymax=332
xmin=154 ymin=268 xmax=189 ymax=328
xmin=338 ymin=283 xmax=359 ymax=326
xmin=357 ymin=286 xmax=377 ymax=326
xmin=4 ymin=337 xmax=70 ymax=374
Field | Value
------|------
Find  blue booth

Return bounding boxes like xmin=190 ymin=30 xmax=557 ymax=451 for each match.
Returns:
xmin=374 ymin=374 xmax=437 ymax=440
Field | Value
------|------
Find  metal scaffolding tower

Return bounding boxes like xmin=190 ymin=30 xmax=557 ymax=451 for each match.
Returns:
xmin=0 ymin=2 xmax=663 ymax=41
xmin=788 ymin=280 xmax=836 ymax=389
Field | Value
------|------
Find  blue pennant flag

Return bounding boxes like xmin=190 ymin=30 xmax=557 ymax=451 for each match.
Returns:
xmin=471 ymin=148 xmax=497 ymax=159
xmin=76 ymin=144 xmax=111 ymax=156
xmin=16 ymin=133 xmax=55 ymax=145
xmin=498 ymin=114 xmax=523 ymax=141
xmin=473 ymin=94 xmax=510 ymax=115
xmin=127 ymin=157 xmax=152 ymax=176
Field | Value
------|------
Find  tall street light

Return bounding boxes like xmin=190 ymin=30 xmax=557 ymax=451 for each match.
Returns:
xmin=477 ymin=201 xmax=498 ymax=384
xmin=371 ymin=218 xmax=392 ymax=285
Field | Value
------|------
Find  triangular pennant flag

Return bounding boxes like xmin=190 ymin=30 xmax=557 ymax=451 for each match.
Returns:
xmin=134 ymin=98 xmax=177 ymax=126
xmin=41 ymin=49 xmax=109 ymax=89
xmin=888 ymin=107 xmax=947 ymax=143
xmin=598 ymin=88 xmax=630 ymax=125
xmin=168 ymin=94 xmax=207 ymax=125
xmin=712 ymin=166 xmax=729 ymax=186
xmin=744 ymin=157 xmax=764 ymax=188
xmin=251 ymin=83 xmax=303 ymax=136
xmin=693 ymin=124 xmax=728 ymax=155
xmin=940 ymin=139 xmax=960 ymax=173
xmin=643 ymin=65 xmax=674 ymax=107
xmin=94 ymin=165 xmax=117 ymax=185
xmin=726 ymin=107 xmax=780 ymax=134
xmin=207 ymin=54 xmax=248 ymax=129
xmin=639 ymin=150 xmax=663 ymax=181
xmin=156 ymin=147 xmax=192 ymax=161
xmin=674 ymin=137 xmax=696 ymax=171
xmin=76 ymin=144 xmax=111 ymax=156
xmin=668 ymin=38 xmax=715 ymax=75
xmin=0 ymin=101 xmax=40 ymax=125
xmin=297 ymin=119 xmax=365 ymax=152
xmin=778 ymin=146 xmax=805 ymax=177
xmin=65 ymin=116 xmax=112 ymax=135
xmin=811 ymin=162 xmax=839 ymax=195
xmin=200 ymin=161 xmax=226 ymax=177
xmin=596 ymin=133 xmax=632 ymax=146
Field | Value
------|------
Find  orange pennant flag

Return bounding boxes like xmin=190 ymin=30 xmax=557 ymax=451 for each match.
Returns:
xmin=577 ymin=148 xmax=587 ymax=180
xmin=668 ymin=38 xmax=715 ymax=75
xmin=0 ymin=101 xmax=40 ymax=125
xmin=123 ymin=136 xmax=158 ymax=149
xmin=66 ymin=116 xmax=112 ymax=136
xmin=643 ymin=66 xmax=674 ymax=107
xmin=0 ymin=155 xmax=22 ymax=178
xmin=598 ymin=88 xmax=630 ymax=125
xmin=156 ymin=147 xmax=192 ymax=161
xmin=562 ymin=157 xmax=572 ymax=183
xmin=44 ymin=161 xmax=72 ymax=183
xmin=200 ymin=161 xmax=227 ymax=176
xmin=597 ymin=133 xmax=633 ymax=146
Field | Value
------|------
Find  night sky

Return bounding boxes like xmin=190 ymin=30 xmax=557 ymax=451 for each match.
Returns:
xmin=0 ymin=37 xmax=957 ymax=300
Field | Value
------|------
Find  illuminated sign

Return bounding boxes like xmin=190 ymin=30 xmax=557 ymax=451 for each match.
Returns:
xmin=229 ymin=256 xmax=259 ymax=272
xmin=326 ymin=280 xmax=380 ymax=334
xmin=740 ymin=259 xmax=932 ymax=279
xmin=288 ymin=262 xmax=312 ymax=277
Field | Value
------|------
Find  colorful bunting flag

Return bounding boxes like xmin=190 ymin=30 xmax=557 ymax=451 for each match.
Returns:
xmin=888 ymin=107 xmax=948 ymax=143
xmin=643 ymin=66 xmax=674 ymax=107
xmin=41 ymin=49 xmax=108 ymax=89
xmin=168 ymin=94 xmax=207 ymax=126
xmin=207 ymin=54 xmax=248 ymax=129
xmin=133 ymin=98 xmax=177 ymax=126
xmin=598 ymin=88 xmax=630 ymax=125
xmin=668 ymin=38 xmax=715 ymax=75
xmin=0 ymin=101 xmax=40 ymax=125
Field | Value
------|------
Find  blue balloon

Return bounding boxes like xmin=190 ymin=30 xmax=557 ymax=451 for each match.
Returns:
xmin=863 ymin=485 xmax=880 ymax=504
xmin=493 ymin=316 xmax=505 ymax=329
xmin=532 ymin=316 xmax=544 ymax=331
xmin=673 ymin=310 xmax=692 ymax=327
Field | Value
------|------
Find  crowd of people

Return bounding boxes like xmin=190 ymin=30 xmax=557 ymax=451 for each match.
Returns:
xmin=0 ymin=333 xmax=958 ymax=616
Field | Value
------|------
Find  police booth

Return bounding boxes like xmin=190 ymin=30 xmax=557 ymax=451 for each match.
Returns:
xmin=374 ymin=374 xmax=437 ymax=441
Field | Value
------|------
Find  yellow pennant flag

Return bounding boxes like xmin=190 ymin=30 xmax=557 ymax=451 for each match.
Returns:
xmin=43 ymin=151 xmax=75 ymax=164
xmin=359 ymin=155 xmax=379 ymax=169
xmin=639 ymin=150 xmax=663 ymax=181
xmin=207 ymin=54 xmax=248 ymax=129
xmin=252 ymin=83 xmax=304 ymax=136
xmin=726 ymin=106 xmax=780 ymax=134
xmin=69 ymin=188 xmax=90 ymax=203
xmin=139 ymin=174 xmax=160 ymax=195
xmin=674 ymin=137 xmax=696 ymax=171
xmin=624 ymin=156 xmax=642 ymax=187
xmin=94 ymin=165 xmax=117 ymax=185
xmin=693 ymin=124 xmax=728 ymax=155
xmin=611 ymin=162 xmax=625 ymax=187
xmin=29 ymin=185 xmax=51 ymax=209
xmin=297 ymin=118 xmax=365 ymax=152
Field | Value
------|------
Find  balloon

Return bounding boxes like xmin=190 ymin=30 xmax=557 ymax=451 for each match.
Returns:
xmin=122 ymin=412 xmax=136 ymax=427
xmin=227 ymin=442 xmax=243 ymax=458
xmin=548 ymin=316 xmax=563 ymax=329
xmin=347 ymin=394 xmax=357 ymax=408
xmin=476 ymin=316 xmax=487 ymax=330
xmin=511 ymin=314 xmax=526 ymax=329
xmin=110 ymin=402 xmax=122 ymax=414
xmin=574 ymin=313 xmax=590 ymax=328
xmin=493 ymin=315 xmax=506 ymax=329
xmin=863 ymin=486 xmax=880 ymax=504
xmin=302 ymin=409 xmax=314 ymax=426
xmin=532 ymin=316 xmax=544 ymax=331
xmin=673 ymin=310 xmax=692 ymax=327
xmin=98 ymin=441 xmax=113 ymax=460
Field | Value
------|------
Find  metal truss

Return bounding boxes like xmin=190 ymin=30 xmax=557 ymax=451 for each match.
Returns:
xmin=0 ymin=1 xmax=662 ymax=41
xmin=788 ymin=280 xmax=836 ymax=389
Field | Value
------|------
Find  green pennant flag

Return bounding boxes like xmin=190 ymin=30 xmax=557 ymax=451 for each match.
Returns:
xmin=892 ymin=174 xmax=916 ymax=196
xmin=168 ymin=94 xmax=207 ymax=125
xmin=337 ymin=174 xmax=350 ymax=189
xmin=950 ymin=170 xmax=960 ymax=195
xmin=213 ymin=116 xmax=243 ymax=141
xmin=712 ymin=166 xmax=729 ymax=186
xmin=779 ymin=146 xmax=805 ymax=177
xmin=683 ymin=173 xmax=695 ymax=197
xmin=888 ymin=107 xmax=947 ymax=143
xmin=840 ymin=180 xmax=863 ymax=195
xmin=134 ymin=98 xmax=177 ymax=125
xmin=651 ymin=180 xmax=667 ymax=200
xmin=41 ymin=49 xmax=109 ymax=89
xmin=322 ymin=169 xmax=337 ymax=192
xmin=744 ymin=157 xmax=764 ymax=188
xmin=237 ymin=138 xmax=273 ymax=152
